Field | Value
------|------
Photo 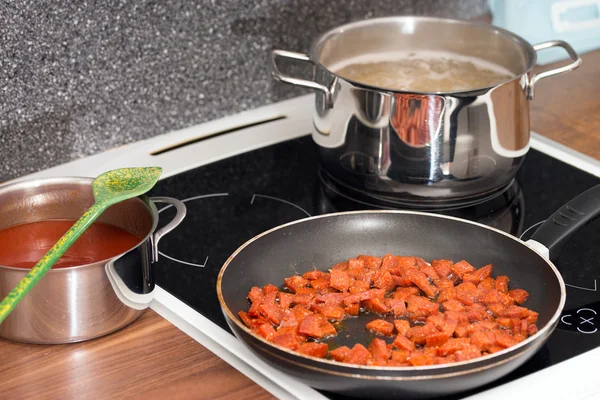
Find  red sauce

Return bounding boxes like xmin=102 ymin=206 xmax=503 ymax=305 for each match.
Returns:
xmin=0 ymin=220 xmax=142 ymax=269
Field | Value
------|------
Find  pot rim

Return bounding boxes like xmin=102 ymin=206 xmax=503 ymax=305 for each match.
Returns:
xmin=309 ymin=15 xmax=537 ymax=96
xmin=0 ymin=176 xmax=159 ymax=272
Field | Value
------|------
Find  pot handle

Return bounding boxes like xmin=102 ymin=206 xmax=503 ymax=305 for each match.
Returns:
xmin=527 ymin=40 xmax=581 ymax=100
xmin=270 ymin=49 xmax=334 ymax=108
xmin=528 ymin=184 xmax=600 ymax=260
xmin=150 ymin=196 xmax=187 ymax=262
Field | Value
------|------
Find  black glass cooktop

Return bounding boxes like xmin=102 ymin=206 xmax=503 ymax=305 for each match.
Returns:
xmin=148 ymin=135 xmax=599 ymax=399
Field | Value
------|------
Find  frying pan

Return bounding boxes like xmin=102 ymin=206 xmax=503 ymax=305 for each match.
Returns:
xmin=217 ymin=184 xmax=600 ymax=399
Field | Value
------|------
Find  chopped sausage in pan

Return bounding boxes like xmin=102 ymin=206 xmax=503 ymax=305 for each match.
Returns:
xmin=239 ymin=255 xmax=539 ymax=367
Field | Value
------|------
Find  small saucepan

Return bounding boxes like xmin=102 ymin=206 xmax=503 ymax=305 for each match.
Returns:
xmin=0 ymin=177 xmax=186 ymax=344
xmin=217 ymin=184 xmax=600 ymax=398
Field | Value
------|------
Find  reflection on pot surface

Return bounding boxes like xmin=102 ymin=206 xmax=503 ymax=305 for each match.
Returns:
xmin=390 ymin=93 xmax=445 ymax=148
xmin=313 ymin=78 xmax=531 ymax=203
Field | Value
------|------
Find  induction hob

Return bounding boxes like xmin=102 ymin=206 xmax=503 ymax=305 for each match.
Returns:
xmin=16 ymin=95 xmax=600 ymax=400
xmin=149 ymin=136 xmax=599 ymax=400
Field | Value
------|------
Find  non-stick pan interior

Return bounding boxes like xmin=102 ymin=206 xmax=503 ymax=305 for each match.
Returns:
xmin=220 ymin=211 xmax=562 ymax=346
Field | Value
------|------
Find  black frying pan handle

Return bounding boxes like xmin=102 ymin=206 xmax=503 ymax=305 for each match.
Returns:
xmin=530 ymin=184 xmax=600 ymax=260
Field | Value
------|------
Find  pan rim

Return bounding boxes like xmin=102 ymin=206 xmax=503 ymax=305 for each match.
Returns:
xmin=217 ymin=209 xmax=566 ymax=374
xmin=234 ymin=326 xmax=552 ymax=380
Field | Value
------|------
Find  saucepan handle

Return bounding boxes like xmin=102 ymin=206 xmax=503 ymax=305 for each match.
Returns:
xmin=527 ymin=40 xmax=581 ymax=100
xmin=528 ymin=184 xmax=600 ymax=260
xmin=150 ymin=196 xmax=187 ymax=263
xmin=270 ymin=49 xmax=334 ymax=108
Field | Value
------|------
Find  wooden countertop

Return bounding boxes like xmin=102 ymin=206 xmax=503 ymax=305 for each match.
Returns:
xmin=2 ymin=51 xmax=599 ymax=400
xmin=530 ymin=50 xmax=600 ymax=160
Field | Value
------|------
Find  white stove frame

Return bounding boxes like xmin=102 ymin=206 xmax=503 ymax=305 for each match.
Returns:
xmin=13 ymin=94 xmax=600 ymax=400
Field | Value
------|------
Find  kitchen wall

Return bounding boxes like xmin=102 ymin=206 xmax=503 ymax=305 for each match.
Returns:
xmin=0 ymin=0 xmax=489 ymax=181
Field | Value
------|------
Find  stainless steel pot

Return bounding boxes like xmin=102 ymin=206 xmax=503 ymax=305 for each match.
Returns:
xmin=0 ymin=177 xmax=186 ymax=344
xmin=270 ymin=16 xmax=581 ymax=206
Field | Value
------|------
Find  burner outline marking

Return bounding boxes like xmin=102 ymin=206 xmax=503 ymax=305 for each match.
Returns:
xmin=578 ymin=308 xmax=597 ymax=315
xmin=519 ymin=220 xmax=546 ymax=240
xmin=157 ymin=192 xmax=230 ymax=213
xmin=156 ymin=192 xmax=230 ymax=268
xmin=250 ymin=194 xmax=311 ymax=217
xmin=160 ymin=254 xmax=209 ymax=268
xmin=577 ymin=327 xmax=597 ymax=334
xmin=561 ymin=314 xmax=573 ymax=325
xmin=565 ymin=279 xmax=597 ymax=292
xmin=155 ymin=192 xmax=310 ymax=268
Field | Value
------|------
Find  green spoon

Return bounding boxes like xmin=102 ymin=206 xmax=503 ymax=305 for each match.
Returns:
xmin=0 ymin=166 xmax=163 ymax=325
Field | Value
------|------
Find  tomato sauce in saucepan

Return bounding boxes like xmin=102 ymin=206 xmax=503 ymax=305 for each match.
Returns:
xmin=0 ymin=220 xmax=142 ymax=269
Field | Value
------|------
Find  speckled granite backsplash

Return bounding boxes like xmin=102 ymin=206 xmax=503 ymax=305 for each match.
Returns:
xmin=0 ymin=0 xmax=489 ymax=181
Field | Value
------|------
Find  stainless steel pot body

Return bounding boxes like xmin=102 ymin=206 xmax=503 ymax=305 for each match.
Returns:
xmin=271 ymin=17 xmax=581 ymax=205
xmin=0 ymin=177 xmax=186 ymax=344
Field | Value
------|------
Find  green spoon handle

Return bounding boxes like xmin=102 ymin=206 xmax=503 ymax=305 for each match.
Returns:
xmin=0 ymin=202 xmax=107 ymax=324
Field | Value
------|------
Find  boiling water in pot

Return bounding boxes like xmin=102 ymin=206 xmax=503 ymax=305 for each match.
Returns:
xmin=333 ymin=51 xmax=514 ymax=92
